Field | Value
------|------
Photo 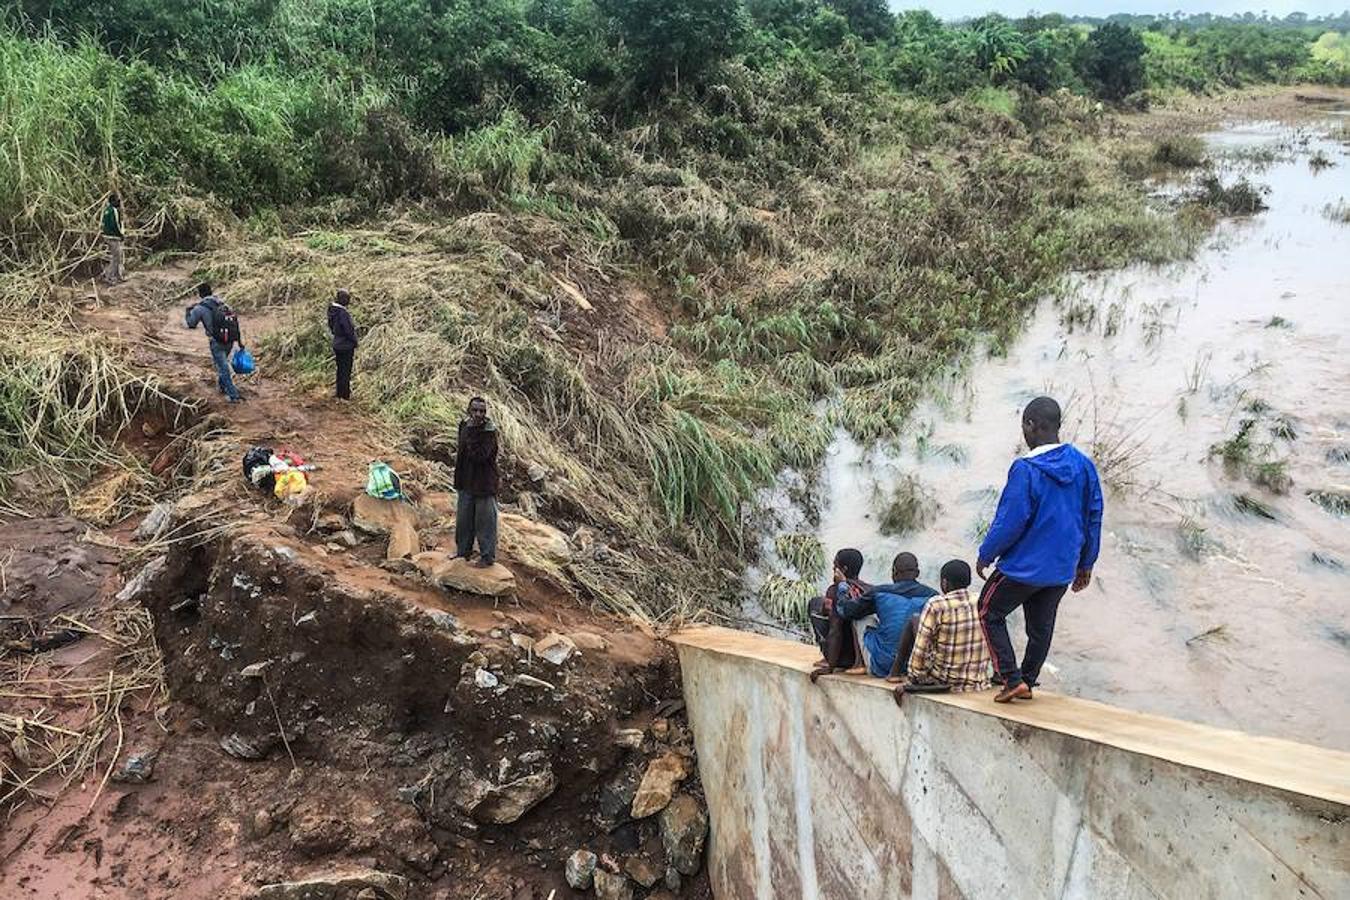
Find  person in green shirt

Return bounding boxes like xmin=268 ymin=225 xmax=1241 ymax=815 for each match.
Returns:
xmin=100 ymin=192 xmax=125 ymax=284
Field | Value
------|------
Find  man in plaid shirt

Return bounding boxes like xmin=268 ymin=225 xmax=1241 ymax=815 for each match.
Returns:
xmin=894 ymin=560 xmax=990 ymax=703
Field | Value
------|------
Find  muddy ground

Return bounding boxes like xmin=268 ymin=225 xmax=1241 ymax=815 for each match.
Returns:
xmin=1 ymin=271 xmax=714 ymax=899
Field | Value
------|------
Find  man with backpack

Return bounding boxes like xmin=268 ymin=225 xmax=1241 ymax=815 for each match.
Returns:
xmin=185 ymin=282 xmax=243 ymax=403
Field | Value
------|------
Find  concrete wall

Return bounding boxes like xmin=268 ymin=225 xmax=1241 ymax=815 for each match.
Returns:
xmin=672 ymin=627 xmax=1350 ymax=900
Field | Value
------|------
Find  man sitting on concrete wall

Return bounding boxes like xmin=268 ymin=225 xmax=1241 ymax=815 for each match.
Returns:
xmin=837 ymin=551 xmax=937 ymax=678
xmin=893 ymin=559 xmax=990 ymax=704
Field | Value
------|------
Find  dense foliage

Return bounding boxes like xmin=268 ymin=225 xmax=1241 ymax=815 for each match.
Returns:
xmin=1 ymin=2 xmax=1344 ymax=600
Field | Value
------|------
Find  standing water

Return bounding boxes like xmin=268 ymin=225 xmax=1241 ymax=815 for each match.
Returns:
xmin=760 ymin=117 xmax=1350 ymax=750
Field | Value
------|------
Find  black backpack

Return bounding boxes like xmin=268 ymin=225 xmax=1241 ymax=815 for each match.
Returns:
xmin=242 ymin=446 xmax=274 ymax=493
xmin=212 ymin=300 xmax=241 ymax=347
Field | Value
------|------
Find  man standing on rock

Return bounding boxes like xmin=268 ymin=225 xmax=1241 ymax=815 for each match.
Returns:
xmin=327 ymin=288 xmax=358 ymax=400
xmin=977 ymin=396 xmax=1102 ymax=703
xmin=454 ymin=396 xmax=499 ymax=568
xmin=185 ymin=282 xmax=242 ymax=403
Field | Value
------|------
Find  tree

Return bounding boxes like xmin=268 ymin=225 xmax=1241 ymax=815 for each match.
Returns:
xmin=1079 ymin=23 xmax=1146 ymax=101
xmin=963 ymin=15 xmax=1029 ymax=80
xmin=824 ymin=0 xmax=893 ymax=41
xmin=596 ymin=0 xmax=748 ymax=91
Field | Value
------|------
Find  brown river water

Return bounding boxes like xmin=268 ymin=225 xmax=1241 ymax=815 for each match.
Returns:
xmin=756 ymin=116 xmax=1350 ymax=750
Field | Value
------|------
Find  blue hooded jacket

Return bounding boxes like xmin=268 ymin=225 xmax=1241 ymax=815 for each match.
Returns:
xmin=978 ymin=443 xmax=1104 ymax=587
xmin=838 ymin=579 xmax=937 ymax=678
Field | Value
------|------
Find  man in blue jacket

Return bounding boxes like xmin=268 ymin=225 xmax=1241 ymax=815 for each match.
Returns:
xmin=838 ymin=552 xmax=937 ymax=678
xmin=977 ymin=397 xmax=1103 ymax=703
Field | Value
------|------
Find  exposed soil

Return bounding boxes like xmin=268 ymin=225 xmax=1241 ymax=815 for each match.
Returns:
xmin=2 ymin=266 xmax=713 ymax=899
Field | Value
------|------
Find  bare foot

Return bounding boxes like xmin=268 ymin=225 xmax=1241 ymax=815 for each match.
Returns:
xmin=844 ymin=666 xmax=866 ymax=675
xmin=885 ymin=674 xmax=903 ymax=684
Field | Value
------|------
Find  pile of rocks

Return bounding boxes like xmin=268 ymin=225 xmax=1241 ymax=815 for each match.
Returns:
xmin=563 ymin=719 xmax=709 ymax=899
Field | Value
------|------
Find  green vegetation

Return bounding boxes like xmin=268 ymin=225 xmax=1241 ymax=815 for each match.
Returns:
xmin=3 ymin=2 xmax=1346 ymax=616
xmin=1209 ymin=409 xmax=1296 ymax=496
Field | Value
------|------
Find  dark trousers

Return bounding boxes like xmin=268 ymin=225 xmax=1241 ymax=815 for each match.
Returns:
xmin=455 ymin=492 xmax=498 ymax=563
xmin=890 ymin=613 xmax=924 ymax=677
xmin=334 ymin=347 xmax=354 ymax=399
xmin=978 ymin=572 xmax=1067 ymax=688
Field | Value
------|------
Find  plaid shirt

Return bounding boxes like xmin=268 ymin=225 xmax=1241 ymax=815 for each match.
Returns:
xmin=908 ymin=588 xmax=990 ymax=692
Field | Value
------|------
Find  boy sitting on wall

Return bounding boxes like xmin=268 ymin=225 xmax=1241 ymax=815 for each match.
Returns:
xmin=892 ymin=560 xmax=991 ymax=704
xmin=808 ymin=549 xmax=870 ymax=681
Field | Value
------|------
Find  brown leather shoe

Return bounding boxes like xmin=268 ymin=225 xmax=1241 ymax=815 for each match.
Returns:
xmin=994 ymin=682 xmax=1033 ymax=703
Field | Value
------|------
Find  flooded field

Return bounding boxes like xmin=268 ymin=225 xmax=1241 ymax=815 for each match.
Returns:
xmin=757 ymin=116 xmax=1350 ymax=750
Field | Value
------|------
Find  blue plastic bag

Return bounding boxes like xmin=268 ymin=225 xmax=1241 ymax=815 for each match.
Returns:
xmin=231 ymin=346 xmax=256 ymax=375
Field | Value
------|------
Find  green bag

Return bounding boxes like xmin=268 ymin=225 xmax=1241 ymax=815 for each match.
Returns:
xmin=365 ymin=461 xmax=402 ymax=499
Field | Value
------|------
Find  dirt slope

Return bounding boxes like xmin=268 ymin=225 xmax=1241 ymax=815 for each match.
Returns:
xmin=1 ymin=267 xmax=712 ymax=900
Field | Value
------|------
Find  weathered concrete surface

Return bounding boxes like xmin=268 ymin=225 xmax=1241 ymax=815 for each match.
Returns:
xmin=672 ymin=626 xmax=1350 ymax=900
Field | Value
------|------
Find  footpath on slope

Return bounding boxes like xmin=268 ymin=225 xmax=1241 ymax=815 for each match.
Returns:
xmin=0 ymin=266 xmax=713 ymax=900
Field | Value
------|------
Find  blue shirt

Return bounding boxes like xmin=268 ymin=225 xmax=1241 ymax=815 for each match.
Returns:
xmin=839 ymin=579 xmax=938 ymax=677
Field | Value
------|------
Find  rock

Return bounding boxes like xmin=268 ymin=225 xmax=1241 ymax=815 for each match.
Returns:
xmin=570 ymin=526 xmax=596 ymax=554
xmin=533 ymin=633 xmax=576 ymax=666
xmin=565 ymin=849 xmax=597 ymax=890
xmin=664 ymin=866 xmax=682 ymax=892
xmin=111 ymin=749 xmax=157 ymax=784
xmin=516 ymin=491 xmax=539 ymax=518
xmin=251 ymin=809 xmax=274 ymax=839
xmin=412 ymin=552 xmax=516 ymax=598
xmin=240 ymin=661 xmax=272 ymax=679
xmin=509 ymin=633 xmax=535 ymax=652
xmin=500 ymin=513 xmax=570 ymax=562
xmin=631 ymin=753 xmax=690 ymax=818
xmin=454 ymin=769 xmax=557 ymax=825
xmin=474 ymin=668 xmax=499 ymax=689
xmin=333 ymin=530 xmax=361 ymax=548
xmin=255 ymin=867 xmax=408 ymax=900
xmin=624 ymin=856 xmax=661 ymax=888
xmin=513 ymin=674 xmax=555 ymax=691
xmin=650 ymin=718 xmax=670 ymax=740
xmin=133 ymin=502 xmax=173 ymax=542
xmin=570 ymin=631 xmax=607 ymax=652
xmin=527 ymin=463 xmax=548 ymax=484
xmin=351 ymin=495 xmax=419 ymax=560
xmin=597 ymin=761 xmax=643 ymax=831
xmin=378 ymin=558 xmax=418 ymax=576
xmin=425 ymin=610 xmax=460 ymax=631
xmin=417 ymin=491 xmax=457 ymax=524
xmin=289 ymin=806 xmax=352 ymax=856
xmin=315 ymin=512 xmax=347 ymax=533
xmin=220 ymin=732 xmax=274 ymax=761
xmin=614 ymin=729 xmax=644 ymax=750
xmin=355 ymin=891 xmax=378 ymax=900
xmin=116 ymin=554 xmax=169 ymax=603
xmin=660 ymin=794 xmax=709 ymax=876
xmin=593 ymin=870 xmax=633 ymax=900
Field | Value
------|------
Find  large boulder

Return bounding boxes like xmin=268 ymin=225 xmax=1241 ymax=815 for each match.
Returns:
xmin=660 ymin=794 xmax=709 ymax=876
xmin=411 ymin=551 xmax=515 ymax=597
xmin=255 ymin=867 xmax=407 ymax=900
xmin=631 ymin=753 xmax=690 ymax=818
xmin=351 ymin=495 xmax=419 ymax=560
xmin=500 ymin=513 xmax=571 ymax=563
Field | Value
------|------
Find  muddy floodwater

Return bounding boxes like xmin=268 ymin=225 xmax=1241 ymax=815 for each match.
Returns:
xmin=758 ymin=117 xmax=1350 ymax=750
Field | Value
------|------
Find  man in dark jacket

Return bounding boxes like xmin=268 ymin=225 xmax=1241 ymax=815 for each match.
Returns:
xmin=101 ymin=192 xmax=125 ymax=284
xmin=327 ymin=289 xmax=358 ymax=400
xmin=977 ymin=396 xmax=1103 ymax=703
xmin=185 ymin=282 xmax=241 ymax=402
xmin=838 ymin=551 xmax=937 ymax=678
xmin=454 ymin=396 xmax=499 ymax=567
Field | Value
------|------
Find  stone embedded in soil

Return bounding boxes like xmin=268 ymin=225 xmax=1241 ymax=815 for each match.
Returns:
xmin=474 ymin=668 xmax=499 ymax=689
xmin=116 ymin=554 xmax=169 ymax=603
xmin=624 ymin=856 xmax=661 ymax=888
xmin=255 ymin=866 xmax=408 ymax=900
xmin=533 ymin=633 xmax=576 ymax=665
xmin=565 ymin=849 xmax=598 ymax=890
xmin=220 ymin=731 xmax=274 ymax=761
xmin=664 ymin=865 xmax=682 ymax=892
xmin=133 ymin=501 xmax=173 ymax=542
xmin=351 ymin=494 xmax=420 ymax=560
xmin=412 ymin=551 xmax=516 ymax=597
xmin=631 ymin=752 xmax=690 ymax=818
xmin=453 ymin=768 xmax=558 ymax=825
xmin=251 ymin=809 xmax=275 ymax=839
xmin=514 ymin=674 xmax=555 ymax=691
xmin=614 ymin=728 xmax=645 ymax=750
xmin=660 ymin=794 xmax=709 ymax=876
xmin=571 ymin=631 xmax=608 ymax=652
xmin=593 ymin=870 xmax=634 ymax=900
xmin=111 ymin=749 xmax=157 ymax=784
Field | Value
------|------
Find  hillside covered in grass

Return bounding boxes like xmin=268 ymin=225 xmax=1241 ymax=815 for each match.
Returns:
xmin=4 ymin=2 xmax=1347 ymax=618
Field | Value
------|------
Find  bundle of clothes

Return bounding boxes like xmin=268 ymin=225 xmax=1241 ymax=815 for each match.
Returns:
xmin=242 ymin=446 xmax=314 ymax=503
